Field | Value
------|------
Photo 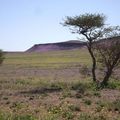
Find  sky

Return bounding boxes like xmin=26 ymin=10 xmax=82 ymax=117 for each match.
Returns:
xmin=0 ymin=0 xmax=120 ymax=51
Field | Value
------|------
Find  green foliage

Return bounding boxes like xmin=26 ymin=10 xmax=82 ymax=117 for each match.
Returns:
xmin=106 ymin=81 xmax=120 ymax=89
xmin=86 ymin=82 xmax=99 ymax=91
xmin=63 ymin=13 xmax=106 ymax=43
xmin=63 ymin=13 xmax=105 ymax=29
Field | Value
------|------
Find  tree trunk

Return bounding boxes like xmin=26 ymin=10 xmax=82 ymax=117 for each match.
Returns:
xmin=101 ymin=68 xmax=113 ymax=87
xmin=87 ymin=45 xmax=97 ymax=82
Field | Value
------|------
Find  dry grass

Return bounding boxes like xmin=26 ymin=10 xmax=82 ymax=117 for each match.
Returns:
xmin=0 ymin=48 xmax=120 ymax=120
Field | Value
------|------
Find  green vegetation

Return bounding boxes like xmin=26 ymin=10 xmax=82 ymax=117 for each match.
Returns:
xmin=4 ymin=49 xmax=90 ymax=68
xmin=0 ymin=112 xmax=36 ymax=120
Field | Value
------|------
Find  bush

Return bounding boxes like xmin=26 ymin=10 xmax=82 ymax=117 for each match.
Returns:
xmin=106 ymin=81 xmax=120 ymax=89
xmin=107 ymin=99 xmax=120 ymax=112
xmin=83 ymin=99 xmax=92 ymax=105
xmin=0 ymin=50 xmax=4 ymax=65
xmin=71 ymin=82 xmax=86 ymax=94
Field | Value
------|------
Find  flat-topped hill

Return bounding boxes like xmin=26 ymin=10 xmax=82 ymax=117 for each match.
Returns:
xmin=25 ymin=36 xmax=120 ymax=52
xmin=25 ymin=40 xmax=86 ymax=52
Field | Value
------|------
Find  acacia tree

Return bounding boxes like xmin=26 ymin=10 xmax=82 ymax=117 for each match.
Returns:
xmin=62 ymin=13 xmax=106 ymax=82
xmin=94 ymin=27 xmax=120 ymax=87
xmin=62 ymin=13 xmax=120 ymax=87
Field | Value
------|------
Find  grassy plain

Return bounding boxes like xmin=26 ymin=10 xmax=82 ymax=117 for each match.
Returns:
xmin=0 ymin=48 xmax=120 ymax=120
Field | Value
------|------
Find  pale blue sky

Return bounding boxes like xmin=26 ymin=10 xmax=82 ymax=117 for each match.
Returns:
xmin=0 ymin=0 xmax=120 ymax=51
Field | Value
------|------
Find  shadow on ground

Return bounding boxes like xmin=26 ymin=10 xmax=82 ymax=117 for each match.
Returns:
xmin=20 ymin=87 xmax=62 ymax=94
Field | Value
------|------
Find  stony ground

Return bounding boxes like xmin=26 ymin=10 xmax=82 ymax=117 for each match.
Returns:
xmin=0 ymin=49 xmax=120 ymax=120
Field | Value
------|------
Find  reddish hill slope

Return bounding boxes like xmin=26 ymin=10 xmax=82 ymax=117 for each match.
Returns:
xmin=26 ymin=40 xmax=86 ymax=52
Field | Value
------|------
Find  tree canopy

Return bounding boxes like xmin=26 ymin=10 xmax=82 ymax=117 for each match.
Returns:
xmin=63 ymin=13 xmax=106 ymax=41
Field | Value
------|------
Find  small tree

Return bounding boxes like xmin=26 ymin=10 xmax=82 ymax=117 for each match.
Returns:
xmin=94 ymin=27 xmax=120 ymax=87
xmin=0 ymin=50 xmax=4 ymax=65
xmin=62 ymin=13 xmax=106 ymax=82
